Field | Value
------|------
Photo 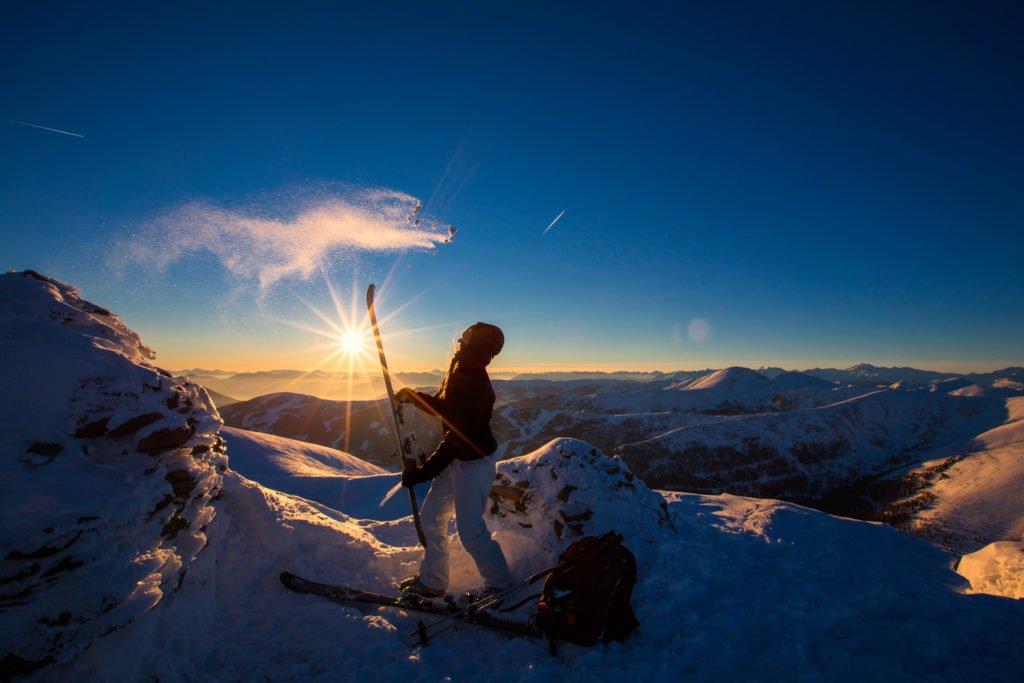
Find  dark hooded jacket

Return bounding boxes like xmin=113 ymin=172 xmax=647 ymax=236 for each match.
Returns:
xmin=407 ymin=346 xmax=498 ymax=481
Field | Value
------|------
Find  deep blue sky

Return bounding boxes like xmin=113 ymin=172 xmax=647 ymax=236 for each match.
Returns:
xmin=2 ymin=1 xmax=1022 ymax=372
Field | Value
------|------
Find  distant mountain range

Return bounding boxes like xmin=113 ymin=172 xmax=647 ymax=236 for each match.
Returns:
xmin=216 ymin=364 xmax=1024 ymax=554
xmin=176 ymin=368 xmax=446 ymax=402
xmin=180 ymin=364 xmax=1024 ymax=402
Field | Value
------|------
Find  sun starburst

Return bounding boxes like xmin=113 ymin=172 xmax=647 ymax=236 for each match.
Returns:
xmin=339 ymin=330 xmax=367 ymax=356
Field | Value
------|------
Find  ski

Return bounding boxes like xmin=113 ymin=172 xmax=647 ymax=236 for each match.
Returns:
xmin=279 ymin=572 xmax=542 ymax=642
xmin=366 ymin=283 xmax=426 ymax=547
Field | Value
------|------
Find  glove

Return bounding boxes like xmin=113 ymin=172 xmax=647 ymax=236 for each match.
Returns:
xmin=396 ymin=387 xmax=417 ymax=404
xmin=401 ymin=465 xmax=429 ymax=488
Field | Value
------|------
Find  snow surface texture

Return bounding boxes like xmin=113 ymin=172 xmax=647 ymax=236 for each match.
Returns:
xmin=0 ymin=272 xmax=227 ymax=674
xmin=4 ymin=272 xmax=1024 ymax=681
xmin=55 ymin=464 xmax=1024 ymax=682
xmin=958 ymin=542 xmax=1024 ymax=599
xmin=220 ymin=426 xmax=424 ymax=521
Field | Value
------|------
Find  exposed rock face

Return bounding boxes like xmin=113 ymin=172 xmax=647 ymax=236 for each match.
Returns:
xmin=0 ymin=271 xmax=227 ymax=676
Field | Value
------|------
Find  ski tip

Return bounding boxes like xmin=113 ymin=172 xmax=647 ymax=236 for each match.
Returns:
xmin=280 ymin=571 xmax=297 ymax=586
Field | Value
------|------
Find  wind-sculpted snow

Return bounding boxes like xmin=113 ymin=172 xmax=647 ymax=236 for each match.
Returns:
xmin=0 ymin=271 xmax=227 ymax=676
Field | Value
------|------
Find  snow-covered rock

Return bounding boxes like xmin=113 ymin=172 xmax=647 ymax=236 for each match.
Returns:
xmin=488 ymin=438 xmax=672 ymax=567
xmin=958 ymin=542 xmax=1024 ymax=599
xmin=0 ymin=271 xmax=227 ymax=675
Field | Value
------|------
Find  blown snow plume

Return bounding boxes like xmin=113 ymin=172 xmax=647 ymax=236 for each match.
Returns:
xmin=0 ymin=271 xmax=227 ymax=676
xmin=124 ymin=186 xmax=455 ymax=289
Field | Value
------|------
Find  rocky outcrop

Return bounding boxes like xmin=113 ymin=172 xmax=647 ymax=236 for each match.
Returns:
xmin=0 ymin=271 xmax=227 ymax=677
xmin=488 ymin=438 xmax=672 ymax=562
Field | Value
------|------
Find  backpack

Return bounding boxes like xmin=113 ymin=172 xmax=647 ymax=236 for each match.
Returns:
xmin=534 ymin=531 xmax=639 ymax=645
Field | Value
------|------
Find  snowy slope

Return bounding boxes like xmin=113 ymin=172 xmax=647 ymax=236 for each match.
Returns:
xmin=909 ymin=397 xmax=1024 ymax=554
xmin=221 ymin=425 xmax=385 ymax=478
xmin=51 ymin=450 xmax=1024 ymax=682
xmin=220 ymin=392 xmax=443 ymax=469
xmin=219 ymin=425 xmax=420 ymax=521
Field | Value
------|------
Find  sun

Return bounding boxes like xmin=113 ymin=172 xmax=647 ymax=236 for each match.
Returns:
xmin=339 ymin=330 xmax=366 ymax=356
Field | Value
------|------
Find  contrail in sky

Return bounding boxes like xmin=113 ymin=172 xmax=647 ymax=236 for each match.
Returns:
xmin=3 ymin=118 xmax=84 ymax=138
xmin=542 ymin=209 xmax=566 ymax=235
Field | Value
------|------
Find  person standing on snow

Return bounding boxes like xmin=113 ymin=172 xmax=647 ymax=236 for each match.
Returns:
xmin=396 ymin=322 xmax=511 ymax=598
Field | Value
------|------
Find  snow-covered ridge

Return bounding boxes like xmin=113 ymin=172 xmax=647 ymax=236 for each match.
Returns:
xmin=616 ymin=387 xmax=1001 ymax=496
xmin=592 ymin=366 xmax=857 ymax=414
xmin=0 ymin=271 xmax=227 ymax=674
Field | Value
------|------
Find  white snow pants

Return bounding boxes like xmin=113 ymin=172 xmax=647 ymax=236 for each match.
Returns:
xmin=418 ymin=455 xmax=511 ymax=590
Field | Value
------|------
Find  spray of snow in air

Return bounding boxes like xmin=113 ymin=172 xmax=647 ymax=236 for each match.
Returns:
xmin=124 ymin=186 xmax=457 ymax=289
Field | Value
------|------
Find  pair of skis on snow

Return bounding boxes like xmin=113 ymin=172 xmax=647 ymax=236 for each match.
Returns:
xmin=279 ymin=572 xmax=541 ymax=644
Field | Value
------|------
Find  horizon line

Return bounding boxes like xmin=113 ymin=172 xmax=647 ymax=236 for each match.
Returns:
xmin=169 ymin=361 xmax=1022 ymax=377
